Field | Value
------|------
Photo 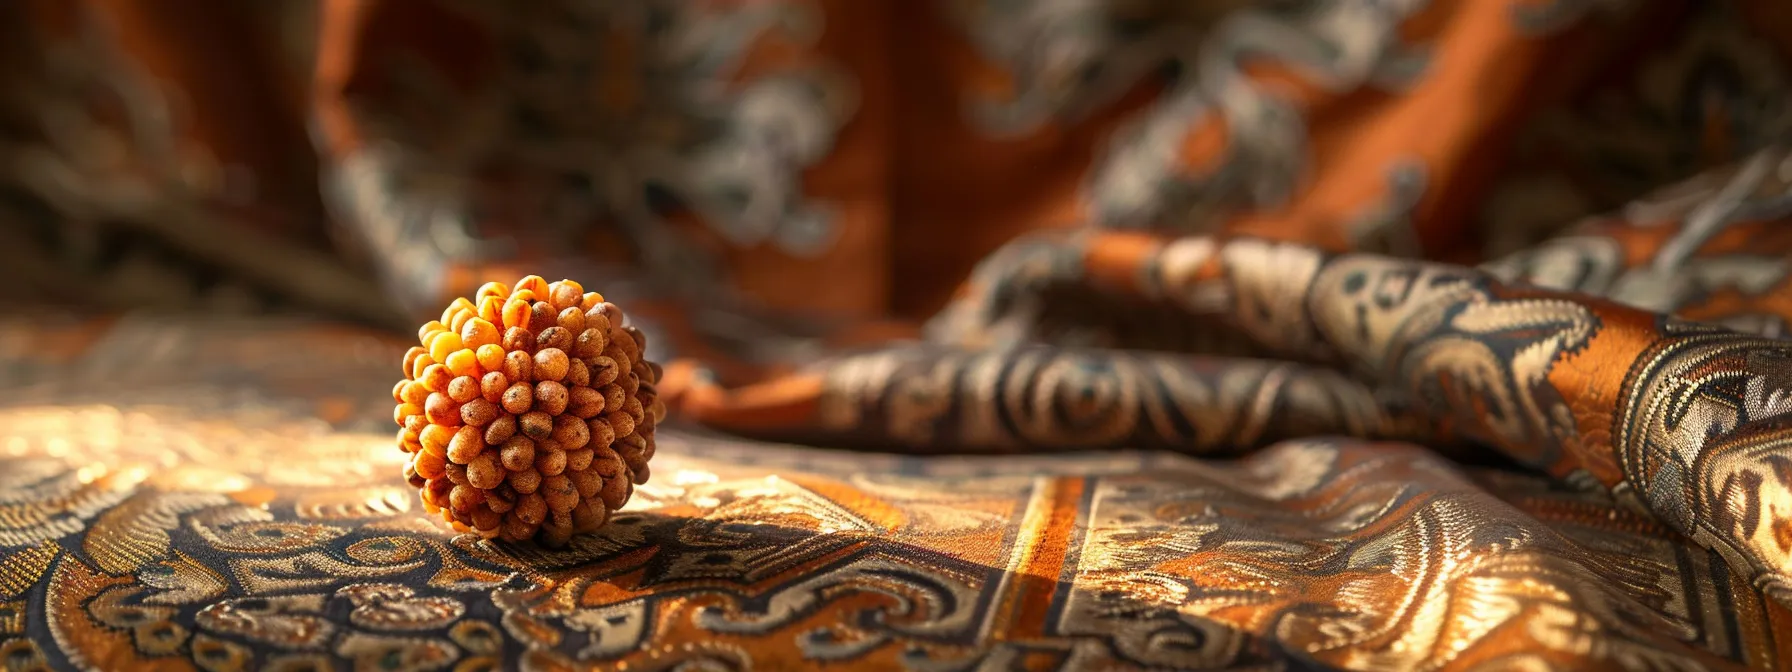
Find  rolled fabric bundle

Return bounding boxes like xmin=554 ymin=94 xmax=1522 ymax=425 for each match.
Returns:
xmin=672 ymin=231 xmax=1792 ymax=601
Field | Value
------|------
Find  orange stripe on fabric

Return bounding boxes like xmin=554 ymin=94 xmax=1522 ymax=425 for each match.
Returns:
xmin=989 ymin=476 xmax=1084 ymax=641
xmin=678 ymin=373 xmax=825 ymax=433
xmin=1083 ymin=231 xmax=1168 ymax=293
xmin=1545 ymin=299 xmax=1665 ymax=483
xmin=1761 ymin=588 xmax=1792 ymax=671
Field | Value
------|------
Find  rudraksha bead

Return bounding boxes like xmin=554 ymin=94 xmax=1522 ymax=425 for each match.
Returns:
xmin=395 ymin=276 xmax=663 ymax=546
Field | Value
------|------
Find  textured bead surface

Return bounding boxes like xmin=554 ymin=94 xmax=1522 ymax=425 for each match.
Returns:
xmin=394 ymin=277 xmax=663 ymax=546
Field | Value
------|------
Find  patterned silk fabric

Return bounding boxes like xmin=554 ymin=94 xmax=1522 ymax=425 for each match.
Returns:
xmin=7 ymin=1 xmax=1792 ymax=671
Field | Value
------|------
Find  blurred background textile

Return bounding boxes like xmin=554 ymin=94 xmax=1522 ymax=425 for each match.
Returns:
xmin=7 ymin=1 xmax=1792 ymax=670
xmin=9 ymin=0 xmax=1789 ymax=334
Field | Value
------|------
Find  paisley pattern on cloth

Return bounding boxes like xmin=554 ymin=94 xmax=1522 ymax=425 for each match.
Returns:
xmin=7 ymin=0 xmax=1792 ymax=670
xmin=3 ymin=315 xmax=1788 ymax=671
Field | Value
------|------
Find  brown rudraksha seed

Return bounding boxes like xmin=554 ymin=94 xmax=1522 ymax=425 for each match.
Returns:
xmin=393 ymin=276 xmax=663 ymax=546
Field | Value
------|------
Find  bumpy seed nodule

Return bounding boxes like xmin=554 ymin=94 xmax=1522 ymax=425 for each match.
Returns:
xmin=395 ymin=277 xmax=664 ymax=547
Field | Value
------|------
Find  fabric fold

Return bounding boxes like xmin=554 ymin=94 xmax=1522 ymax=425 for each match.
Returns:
xmin=675 ymin=227 xmax=1792 ymax=603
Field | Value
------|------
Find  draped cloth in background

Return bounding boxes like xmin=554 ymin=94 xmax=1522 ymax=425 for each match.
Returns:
xmin=5 ymin=1 xmax=1792 ymax=670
